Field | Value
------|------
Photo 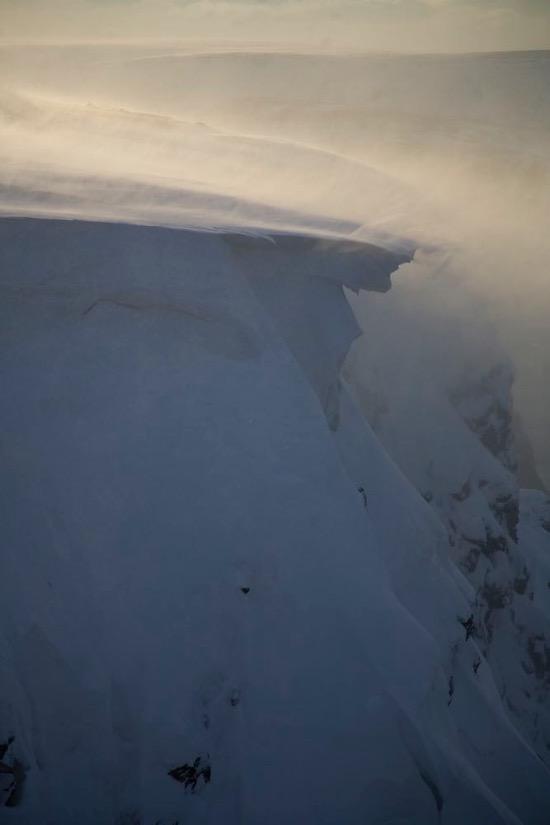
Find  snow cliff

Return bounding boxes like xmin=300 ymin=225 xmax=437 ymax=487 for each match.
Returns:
xmin=1 ymin=217 xmax=550 ymax=824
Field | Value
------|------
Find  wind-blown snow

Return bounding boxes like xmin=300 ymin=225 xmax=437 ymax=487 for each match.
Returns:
xmin=1 ymin=44 xmax=549 ymax=482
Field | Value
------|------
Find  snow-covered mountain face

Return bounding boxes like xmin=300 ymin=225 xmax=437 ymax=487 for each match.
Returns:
xmin=345 ymin=260 xmax=550 ymax=766
xmin=1 ymin=43 xmax=550 ymax=825
xmin=1 ymin=216 xmax=550 ymax=825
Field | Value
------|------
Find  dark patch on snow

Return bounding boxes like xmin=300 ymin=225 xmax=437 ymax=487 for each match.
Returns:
xmin=481 ymin=582 xmax=513 ymax=638
xmin=3 ymin=760 xmax=25 ymax=808
xmin=450 ymin=366 xmax=516 ymax=472
xmin=461 ymin=544 xmax=482 ymax=574
xmin=473 ymin=401 xmax=513 ymax=463
xmin=492 ymin=494 xmax=519 ymax=542
xmin=527 ymin=635 xmax=550 ymax=682
xmin=452 ymin=479 xmax=471 ymax=503
xmin=0 ymin=737 xmax=14 ymax=761
xmin=0 ymin=738 xmax=25 ymax=808
xmin=461 ymin=531 xmax=509 ymax=574
xmin=447 ymin=675 xmax=455 ymax=706
xmin=419 ymin=769 xmax=444 ymax=813
xmin=240 ymin=587 xmax=250 ymax=595
xmin=459 ymin=613 xmax=475 ymax=641
xmin=482 ymin=582 xmax=512 ymax=611
xmin=168 ymin=756 xmax=211 ymax=793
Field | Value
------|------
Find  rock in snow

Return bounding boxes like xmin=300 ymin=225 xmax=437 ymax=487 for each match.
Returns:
xmin=1 ymin=216 xmax=550 ymax=824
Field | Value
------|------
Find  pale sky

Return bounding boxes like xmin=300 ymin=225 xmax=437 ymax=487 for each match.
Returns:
xmin=1 ymin=0 xmax=549 ymax=52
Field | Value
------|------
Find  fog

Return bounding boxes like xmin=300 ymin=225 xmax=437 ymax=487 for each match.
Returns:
xmin=1 ymin=41 xmax=549 ymax=483
xmin=2 ymin=0 xmax=550 ymax=53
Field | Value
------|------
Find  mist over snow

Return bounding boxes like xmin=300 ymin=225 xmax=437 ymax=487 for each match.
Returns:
xmin=2 ymin=0 xmax=550 ymax=52
xmin=1 ymin=43 xmax=549 ymax=482
xmin=1 ymin=23 xmax=550 ymax=825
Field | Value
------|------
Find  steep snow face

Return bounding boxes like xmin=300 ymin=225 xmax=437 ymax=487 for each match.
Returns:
xmin=2 ymin=217 xmax=550 ymax=824
xmin=227 ymin=234 xmax=407 ymax=429
xmin=345 ymin=260 xmax=550 ymax=766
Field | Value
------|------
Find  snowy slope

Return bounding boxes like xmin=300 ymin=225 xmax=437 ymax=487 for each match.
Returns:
xmin=345 ymin=257 xmax=550 ymax=772
xmin=1 ymin=217 xmax=550 ymax=824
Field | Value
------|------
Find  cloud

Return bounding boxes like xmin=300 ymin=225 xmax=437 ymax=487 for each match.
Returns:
xmin=0 ymin=0 xmax=549 ymax=50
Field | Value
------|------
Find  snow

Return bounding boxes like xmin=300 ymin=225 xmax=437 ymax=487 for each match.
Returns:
xmin=1 ymin=40 xmax=550 ymax=825
xmin=1 ymin=216 xmax=550 ymax=824
xmin=344 ymin=254 xmax=550 ymax=796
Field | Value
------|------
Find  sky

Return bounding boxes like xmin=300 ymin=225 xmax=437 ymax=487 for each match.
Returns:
xmin=1 ymin=0 xmax=550 ymax=52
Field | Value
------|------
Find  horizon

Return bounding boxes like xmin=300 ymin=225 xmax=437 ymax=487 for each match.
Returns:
xmin=2 ymin=0 xmax=550 ymax=53
xmin=2 ymin=38 xmax=550 ymax=56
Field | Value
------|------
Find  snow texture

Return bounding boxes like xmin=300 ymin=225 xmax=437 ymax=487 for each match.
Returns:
xmin=1 ymin=217 xmax=549 ymax=824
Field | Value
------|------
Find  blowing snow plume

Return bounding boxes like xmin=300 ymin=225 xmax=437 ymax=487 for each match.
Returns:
xmin=1 ymin=44 xmax=549 ymax=482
